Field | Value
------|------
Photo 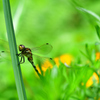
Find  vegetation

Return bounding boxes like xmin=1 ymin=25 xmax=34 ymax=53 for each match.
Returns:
xmin=0 ymin=0 xmax=100 ymax=100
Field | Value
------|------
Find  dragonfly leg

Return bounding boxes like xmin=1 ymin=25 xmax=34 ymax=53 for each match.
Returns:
xmin=23 ymin=56 xmax=25 ymax=63
xmin=16 ymin=53 xmax=22 ymax=57
xmin=19 ymin=56 xmax=25 ymax=64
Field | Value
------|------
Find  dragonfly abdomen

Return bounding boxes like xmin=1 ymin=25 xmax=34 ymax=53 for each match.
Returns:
xmin=28 ymin=56 xmax=33 ymax=63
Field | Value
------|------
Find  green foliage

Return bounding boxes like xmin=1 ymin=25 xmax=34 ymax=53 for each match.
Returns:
xmin=0 ymin=0 xmax=100 ymax=100
xmin=95 ymin=25 xmax=100 ymax=40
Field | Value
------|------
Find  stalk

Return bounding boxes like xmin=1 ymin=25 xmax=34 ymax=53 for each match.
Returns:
xmin=2 ymin=0 xmax=27 ymax=100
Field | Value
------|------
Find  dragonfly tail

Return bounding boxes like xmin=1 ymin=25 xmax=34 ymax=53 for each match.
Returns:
xmin=31 ymin=62 xmax=41 ymax=77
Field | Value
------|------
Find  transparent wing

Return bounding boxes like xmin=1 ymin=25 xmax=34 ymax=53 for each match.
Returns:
xmin=33 ymin=54 xmax=55 ymax=68
xmin=0 ymin=51 xmax=11 ymax=62
xmin=31 ymin=43 xmax=53 ymax=56
xmin=0 ymin=39 xmax=9 ymax=51
xmin=0 ymin=39 xmax=11 ymax=61
xmin=32 ymin=54 xmax=55 ymax=75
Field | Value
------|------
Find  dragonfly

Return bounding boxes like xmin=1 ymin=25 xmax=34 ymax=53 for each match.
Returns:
xmin=17 ymin=43 xmax=53 ymax=76
xmin=0 ymin=39 xmax=54 ymax=76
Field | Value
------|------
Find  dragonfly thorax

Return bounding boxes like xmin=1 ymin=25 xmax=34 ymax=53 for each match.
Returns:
xmin=19 ymin=45 xmax=25 ymax=51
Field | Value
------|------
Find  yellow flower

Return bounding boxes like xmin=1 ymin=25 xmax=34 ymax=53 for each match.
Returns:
xmin=41 ymin=59 xmax=53 ymax=72
xmin=96 ymin=52 xmax=100 ymax=60
xmin=54 ymin=54 xmax=73 ymax=67
xmin=86 ymin=52 xmax=100 ymax=88
xmin=36 ymin=59 xmax=53 ymax=75
xmin=86 ymin=73 xmax=99 ymax=88
xmin=36 ymin=54 xmax=73 ymax=75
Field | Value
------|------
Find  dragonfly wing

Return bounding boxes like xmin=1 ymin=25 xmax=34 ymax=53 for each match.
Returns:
xmin=0 ymin=51 xmax=11 ymax=61
xmin=31 ymin=43 xmax=53 ymax=56
xmin=0 ymin=39 xmax=9 ymax=51
xmin=32 ymin=54 xmax=55 ymax=75
xmin=0 ymin=39 xmax=11 ymax=61
xmin=33 ymin=54 xmax=55 ymax=69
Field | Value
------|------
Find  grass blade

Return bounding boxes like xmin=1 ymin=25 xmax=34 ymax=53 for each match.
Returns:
xmin=77 ymin=7 xmax=100 ymax=21
xmin=2 ymin=0 xmax=27 ymax=100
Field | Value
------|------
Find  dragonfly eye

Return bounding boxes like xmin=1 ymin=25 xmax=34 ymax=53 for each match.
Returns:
xmin=19 ymin=45 xmax=25 ymax=51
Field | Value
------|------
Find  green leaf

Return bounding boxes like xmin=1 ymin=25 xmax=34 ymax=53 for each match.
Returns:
xmin=77 ymin=7 xmax=100 ymax=22
xmin=80 ymin=50 xmax=89 ymax=60
xmin=95 ymin=25 xmax=100 ymax=39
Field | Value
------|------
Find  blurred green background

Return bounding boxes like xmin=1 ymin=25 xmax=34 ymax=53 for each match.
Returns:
xmin=0 ymin=0 xmax=100 ymax=100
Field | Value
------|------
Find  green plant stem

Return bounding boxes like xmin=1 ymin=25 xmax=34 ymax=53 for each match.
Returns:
xmin=2 ymin=0 xmax=27 ymax=100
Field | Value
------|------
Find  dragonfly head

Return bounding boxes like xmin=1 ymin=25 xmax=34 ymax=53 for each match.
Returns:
xmin=19 ymin=45 xmax=25 ymax=51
